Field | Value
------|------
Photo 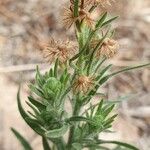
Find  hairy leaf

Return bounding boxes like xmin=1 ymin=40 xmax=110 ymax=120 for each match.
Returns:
xmin=11 ymin=128 xmax=33 ymax=150
xmin=45 ymin=124 xmax=69 ymax=138
xmin=42 ymin=136 xmax=51 ymax=150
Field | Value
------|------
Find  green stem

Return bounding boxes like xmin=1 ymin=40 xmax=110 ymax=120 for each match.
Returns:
xmin=67 ymin=100 xmax=80 ymax=149
xmin=54 ymin=138 xmax=66 ymax=150
xmin=42 ymin=136 xmax=51 ymax=150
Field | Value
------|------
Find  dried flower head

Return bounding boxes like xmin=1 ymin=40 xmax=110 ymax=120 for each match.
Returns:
xmin=62 ymin=4 xmax=94 ymax=29
xmin=62 ymin=6 xmax=77 ymax=29
xmin=93 ymin=0 xmax=113 ymax=7
xmin=73 ymin=75 xmax=94 ymax=93
xmin=96 ymin=38 xmax=119 ymax=58
xmin=90 ymin=38 xmax=100 ymax=49
xmin=79 ymin=9 xmax=95 ymax=28
xmin=70 ymin=0 xmax=92 ymax=8
xmin=43 ymin=38 xmax=77 ymax=63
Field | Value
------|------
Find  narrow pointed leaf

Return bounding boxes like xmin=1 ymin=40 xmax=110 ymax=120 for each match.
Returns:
xmin=11 ymin=128 xmax=33 ymax=150
xmin=45 ymin=124 xmax=69 ymax=138
xmin=17 ymin=87 xmax=45 ymax=135
xmin=96 ymin=12 xmax=107 ymax=28
xmin=36 ymin=66 xmax=45 ymax=87
xmin=25 ymin=117 xmax=45 ymax=135
xmin=103 ymin=105 xmax=115 ymax=118
xmin=101 ymin=16 xmax=118 ymax=27
xmin=54 ymin=59 xmax=59 ymax=77
xmin=87 ymin=29 xmax=110 ymax=75
xmin=72 ymin=143 xmax=82 ymax=150
xmin=96 ymin=64 xmax=112 ymax=81
xmin=28 ymin=96 xmax=46 ymax=111
xmin=67 ymin=116 xmax=92 ymax=123
xmin=99 ymin=140 xmax=139 ymax=150
xmin=94 ymin=57 xmax=107 ymax=73
xmin=26 ymin=101 xmax=40 ymax=116
xmin=29 ymin=84 xmax=44 ymax=98
xmin=42 ymin=136 xmax=51 ymax=150
xmin=108 ymin=63 xmax=150 ymax=78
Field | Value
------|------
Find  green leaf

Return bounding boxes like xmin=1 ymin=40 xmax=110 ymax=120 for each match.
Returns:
xmin=103 ymin=114 xmax=117 ymax=127
xmin=101 ymin=16 xmax=118 ymax=27
xmin=85 ymin=65 xmax=112 ymax=100
xmin=85 ymin=144 xmax=110 ymax=150
xmin=49 ymin=68 xmax=54 ymax=77
xmin=96 ymin=64 xmax=112 ymax=81
xmin=67 ymin=116 xmax=92 ymax=123
xmin=97 ymin=63 xmax=150 ymax=87
xmin=26 ymin=101 xmax=40 ymax=116
xmin=102 ymin=104 xmax=115 ymax=118
xmin=42 ymin=136 xmax=51 ymax=150
xmin=28 ymin=96 xmax=46 ymax=111
xmin=77 ymin=23 xmax=91 ymax=49
xmin=108 ymin=63 xmax=150 ymax=78
xmin=63 ymin=74 xmax=70 ymax=86
xmin=29 ymin=84 xmax=44 ymax=98
xmin=72 ymin=143 xmax=82 ymax=150
xmin=98 ymin=76 xmax=110 ymax=86
xmin=27 ymin=111 xmax=36 ymax=118
xmin=99 ymin=140 xmax=139 ymax=150
xmin=96 ymin=12 xmax=107 ymax=28
xmin=94 ymin=57 xmax=107 ymax=73
xmin=17 ymin=87 xmax=31 ymax=119
xmin=54 ymin=59 xmax=59 ymax=78
xmin=25 ymin=117 xmax=45 ymax=135
xmin=60 ymin=68 xmax=68 ymax=83
xmin=87 ymin=29 xmax=110 ymax=75
xmin=36 ymin=66 xmax=45 ymax=87
xmin=97 ymin=99 xmax=104 ymax=112
xmin=17 ymin=87 xmax=45 ymax=135
xmin=70 ymin=27 xmax=98 ymax=62
xmin=11 ymin=128 xmax=33 ymax=150
xmin=45 ymin=124 xmax=69 ymax=138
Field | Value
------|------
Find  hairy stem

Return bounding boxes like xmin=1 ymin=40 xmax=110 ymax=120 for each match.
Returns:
xmin=54 ymin=138 xmax=66 ymax=150
xmin=67 ymin=100 xmax=80 ymax=149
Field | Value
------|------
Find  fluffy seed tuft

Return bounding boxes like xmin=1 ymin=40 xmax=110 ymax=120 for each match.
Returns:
xmin=96 ymin=38 xmax=119 ymax=58
xmin=73 ymin=75 xmax=94 ymax=93
xmin=43 ymin=38 xmax=77 ymax=63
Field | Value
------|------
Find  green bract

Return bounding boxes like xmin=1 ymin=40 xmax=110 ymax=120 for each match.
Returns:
xmin=43 ymin=77 xmax=62 ymax=100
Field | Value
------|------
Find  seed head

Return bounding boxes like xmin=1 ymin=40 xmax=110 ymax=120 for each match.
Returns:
xmin=73 ymin=75 xmax=94 ymax=93
xmin=62 ymin=3 xmax=94 ymax=29
xmin=96 ymin=38 xmax=119 ymax=58
xmin=79 ymin=9 xmax=94 ymax=29
xmin=93 ymin=0 xmax=114 ymax=7
xmin=43 ymin=38 xmax=77 ymax=63
xmin=62 ymin=6 xmax=77 ymax=29
xmin=70 ymin=0 xmax=92 ymax=9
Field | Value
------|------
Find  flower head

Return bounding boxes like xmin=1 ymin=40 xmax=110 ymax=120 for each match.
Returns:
xmin=92 ymin=0 xmax=114 ymax=7
xmin=79 ymin=9 xmax=94 ymax=28
xmin=96 ymin=38 xmax=119 ymax=58
xmin=70 ymin=0 xmax=92 ymax=9
xmin=62 ymin=2 xmax=94 ymax=29
xmin=62 ymin=6 xmax=77 ymax=29
xmin=43 ymin=38 xmax=77 ymax=63
xmin=73 ymin=75 xmax=94 ymax=93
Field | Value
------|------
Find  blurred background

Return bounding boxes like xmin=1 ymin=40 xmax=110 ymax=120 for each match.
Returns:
xmin=0 ymin=0 xmax=150 ymax=149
